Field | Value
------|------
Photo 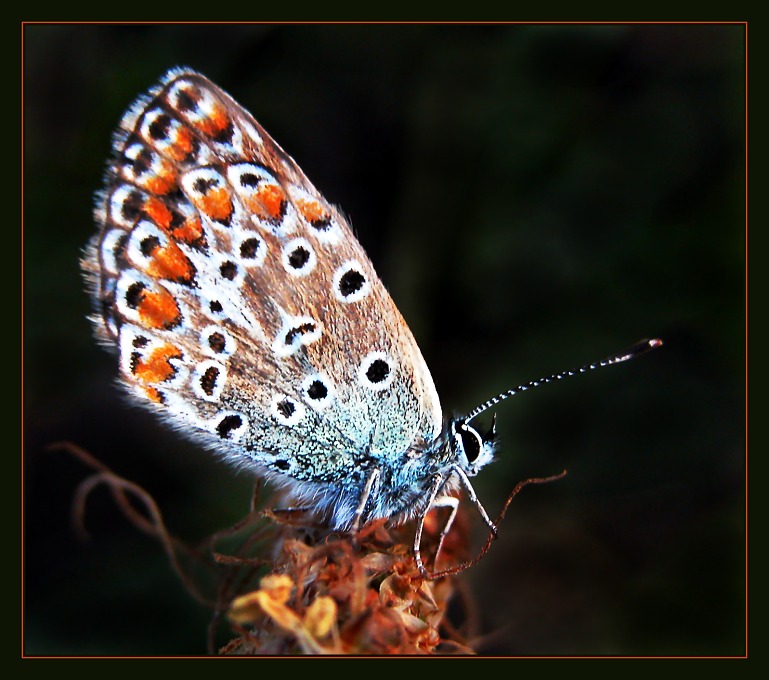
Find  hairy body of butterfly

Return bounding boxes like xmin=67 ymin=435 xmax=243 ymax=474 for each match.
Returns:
xmin=82 ymin=68 xmax=498 ymax=540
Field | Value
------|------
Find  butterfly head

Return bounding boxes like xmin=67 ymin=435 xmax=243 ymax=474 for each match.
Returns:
xmin=449 ymin=414 xmax=498 ymax=476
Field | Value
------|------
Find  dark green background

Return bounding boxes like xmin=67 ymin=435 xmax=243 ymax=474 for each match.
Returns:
xmin=24 ymin=24 xmax=745 ymax=656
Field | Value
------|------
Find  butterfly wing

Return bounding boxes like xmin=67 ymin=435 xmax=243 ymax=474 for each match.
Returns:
xmin=83 ymin=68 xmax=443 ymax=527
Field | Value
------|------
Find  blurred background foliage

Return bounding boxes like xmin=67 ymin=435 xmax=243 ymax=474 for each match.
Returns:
xmin=24 ymin=23 xmax=744 ymax=655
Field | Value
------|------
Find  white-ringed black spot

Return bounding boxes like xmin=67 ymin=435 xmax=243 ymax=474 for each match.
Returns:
xmin=219 ymin=261 xmax=238 ymax=281
xmin=216 ymin=414 xmax=242 ymax=439
xmin=301 ymin=373 xmax=334 ymax=410
xmin=273 ymin=316 xmax=322 ymax=357
xmin=148 ymin=113 xmax=171 ymax=140
xmin=282 ymin=238 xmax=316 ymax=276
xmin=306 ymin=379 xmax=328 ymax=400
xmin=270 ymin=394 xmax=304 ymax=424
xmin=125 ymin=282 xmax=146 ymax=309
xmin=239 ymin=172 xmax=260 ymax=188
xmin=175 ymin=89 xmax=198 ymax=113
xmin=121 ymin=190 xmax=144 ymax=223
xmin=366 ymin=359 xmax=390 ymax=384
xmin=209 ymin=300 xmax=223 ymax=313
xmin=207 ymin=331 xmax=226 ymax=353
xmin=284 ymin=322 xmax=316 ymax=346
xmin=139 ymin=235 xmax=160 ymax=256
xmin=288 ymin=246 xmax=310 ymax=269
xmin=129 ymin=147 xmax=153 ymax=174
xmin=309 ymin=215 xmax=332 ymax=231
xmin=200 ymin=325 xmax=234 ymax=357
xmin=276 ymin=399 xmax=295 ymax=419
xmin=132 ymin=335 xmax=149 ymax=348
xmin=200 ymin=366 xmax=220 ymax=397
xmin=333 ymin=261 xmax=371 ymax=303
xmin=240 ymin=237 xmax=261 ymax=259
xmin=193 ymin=361 xmax=226 ymax=402
xmin=339 ymin=269 xmax=365 ymax=297
xmin=193 ymin=176 xmax=219 ymax=195
xmin=359 ymin=351 xmax=395 ymax=391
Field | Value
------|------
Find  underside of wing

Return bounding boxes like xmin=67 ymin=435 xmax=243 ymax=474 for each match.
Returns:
xmin=83 ymin=68 xmax=444 ymax=497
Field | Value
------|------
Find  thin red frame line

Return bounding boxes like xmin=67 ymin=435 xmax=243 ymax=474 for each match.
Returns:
xmin=743 ymin=21 xmax=748 ymax=661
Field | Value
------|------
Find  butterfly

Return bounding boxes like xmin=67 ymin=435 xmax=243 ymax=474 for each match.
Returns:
xmin=82 ymin=67 xmax=661 ymax=576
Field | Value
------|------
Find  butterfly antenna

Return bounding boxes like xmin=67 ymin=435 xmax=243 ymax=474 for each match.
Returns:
xmin=465 ymin=338 xmax=663 ymax=423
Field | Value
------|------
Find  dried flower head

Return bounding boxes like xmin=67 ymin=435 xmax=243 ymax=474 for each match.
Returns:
xmin=220 ymin=508 xmax=478 ymax=655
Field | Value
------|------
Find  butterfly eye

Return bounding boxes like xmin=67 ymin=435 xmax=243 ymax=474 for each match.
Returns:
xmin=454 ymin=421 xmax=483 ymax=465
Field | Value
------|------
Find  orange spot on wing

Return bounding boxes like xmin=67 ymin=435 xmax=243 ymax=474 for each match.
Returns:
xmin=167 ymin=126 xmax=195 ymax=162
xmin=255 ymin=183 xmax=286 ymax=222
xmin=171 ymin=215 xmax=204 ymax=244
xmin=196 ymin=187 xmax=233 ymax=221
xmin=137 ymin=287 xmax=181 ymax=329
xmin=195 ymin=103 xmax=230 ymax=137
xmin=144 ymin=196 xmax=173 ymax=228
xmin=144 ymin=197 xmax=204 ymax=245
xmin=134 ymin=344 xmax=183 ymax=384
xmin=296 ymin=198 xmax=328 ymax=224
xmin=143 ymin=386 xmax=164 ymax=403
xmin=145 ymin=240 xmax=195 ymax=284
xmin=143 ymin=165 xmax=177 ymax=195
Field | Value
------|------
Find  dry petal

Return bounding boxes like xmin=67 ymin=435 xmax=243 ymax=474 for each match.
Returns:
xmin=379 ymin=573 xmax=414 ymax=610
xmin=254 ymin=590 xmax=303 ymax=631
xmin=228 ymin=591 xmax=265 ymax=625
xmin=304 ymin=596 xmax=337 ymax=639
xmin=395 ymin=610 xmax=430 ymax=636
xmin=259 ymin=573 xmax=294 ymax=604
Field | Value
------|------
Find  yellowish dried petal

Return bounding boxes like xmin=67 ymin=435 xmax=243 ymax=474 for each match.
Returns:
xmin=259 ymin=573 xmax=294 ymax=604
xmin=304 ymin=595 xmax=337 ymax=639
xmin=254 ymin=590 xmax=303 ymax=631
xmin=228 ymin=591 xmax=265 ymax=625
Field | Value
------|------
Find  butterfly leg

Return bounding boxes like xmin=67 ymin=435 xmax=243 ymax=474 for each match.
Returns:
xmin=451 ymin=465 xmax=497 ymax=539
xmin=350 ymin=467 xmax=381 ymax=543
xmin=431 ymin=494 xmax=460 ymax=569
xmin=414 ymin=473 xmax=448 ymax=577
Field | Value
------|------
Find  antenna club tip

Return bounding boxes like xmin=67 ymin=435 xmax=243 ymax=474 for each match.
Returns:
xmin=648 ymin=338 xmax=664 ymax=349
